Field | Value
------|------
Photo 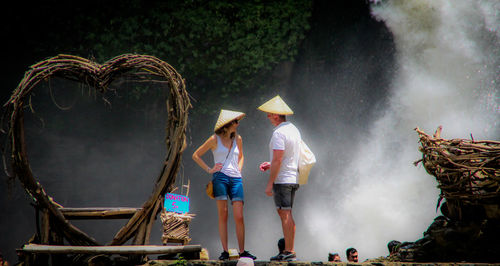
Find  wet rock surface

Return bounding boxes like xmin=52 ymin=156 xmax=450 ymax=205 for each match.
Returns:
xmin=390 ymin=212 xmax=500 ymax=263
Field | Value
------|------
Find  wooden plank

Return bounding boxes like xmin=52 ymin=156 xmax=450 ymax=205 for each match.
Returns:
xmin=23 ymin=244 xmax=201 ymax=255
xmin=59 ymin=208 xmax=141 ymax=220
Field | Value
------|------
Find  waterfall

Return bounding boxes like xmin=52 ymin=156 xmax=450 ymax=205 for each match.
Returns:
xmin=301 ymin=0 xmax=499 ymax=261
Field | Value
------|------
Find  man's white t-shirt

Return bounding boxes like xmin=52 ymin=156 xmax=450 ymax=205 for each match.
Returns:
xmin=269 ymin=121 xmax=301 ymax=184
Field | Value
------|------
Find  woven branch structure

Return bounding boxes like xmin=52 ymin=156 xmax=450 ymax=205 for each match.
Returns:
xmin=3 ymin=54 xmax=191 ymax=247
xmin=415 ymin=126 xmax=500 ymax=220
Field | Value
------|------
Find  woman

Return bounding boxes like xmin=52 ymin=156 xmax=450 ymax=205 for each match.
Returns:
xmin=192 ymin=109 xmax=256 ymax=260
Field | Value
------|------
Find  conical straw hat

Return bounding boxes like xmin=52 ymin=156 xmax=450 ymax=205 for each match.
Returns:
xmin=214 ymin=109 xmax=246 ymax=132
xmin=257 ymin=95 xmax=293 ymax=115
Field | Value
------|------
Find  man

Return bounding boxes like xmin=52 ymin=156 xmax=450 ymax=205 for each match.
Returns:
xmin=328 ymin=252 xmax=341 ymax=262
xmin=346 ymin=247 xmax=358 ymax=263
xmin=387 ymin=240 xmax=401 ymax=256
xmin=258 ymin=95 xmax=301 ymax=261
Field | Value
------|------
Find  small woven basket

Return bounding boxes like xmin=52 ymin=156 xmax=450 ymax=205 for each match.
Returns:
xmin=160 ymin=210 xmax=195 ymax=245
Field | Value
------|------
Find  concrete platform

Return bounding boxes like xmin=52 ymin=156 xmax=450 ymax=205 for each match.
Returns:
xmin=142 ymin=260 xmax=500 ymax=266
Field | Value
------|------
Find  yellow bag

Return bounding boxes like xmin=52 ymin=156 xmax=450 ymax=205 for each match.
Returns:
xmin=206 ymin=180 xmax=215 ymax=199
xmin=298 ymin=140 xmax=316 ymax=185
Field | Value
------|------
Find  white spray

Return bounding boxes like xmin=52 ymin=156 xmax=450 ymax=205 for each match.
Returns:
xmin=299 ymin=0 xmax=499 ymax=261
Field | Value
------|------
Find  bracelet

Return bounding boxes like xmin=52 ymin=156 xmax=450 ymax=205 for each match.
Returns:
xmin=207 ymin=167 xmax=211 ymax=173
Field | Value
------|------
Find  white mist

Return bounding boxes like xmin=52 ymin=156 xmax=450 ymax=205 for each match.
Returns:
xmin=299 ymin=0 xmax=499 ymax=262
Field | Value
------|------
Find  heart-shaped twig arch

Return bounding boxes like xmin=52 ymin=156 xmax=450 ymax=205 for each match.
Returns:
xmin=3 ymin=54 xmax=191 ymax=246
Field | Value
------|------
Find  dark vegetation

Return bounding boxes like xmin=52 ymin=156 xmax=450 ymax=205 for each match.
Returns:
xmin=3 ymin=0 xmax=313 ymax=117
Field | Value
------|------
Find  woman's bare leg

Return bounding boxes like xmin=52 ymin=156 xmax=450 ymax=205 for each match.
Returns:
xmin=232 ymin=201 xmax=245 ymax=252
xmin=216 ymin=200 xmax=229 ymax=251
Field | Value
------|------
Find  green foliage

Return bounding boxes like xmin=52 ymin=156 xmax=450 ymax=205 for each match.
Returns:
xmin=80 ymin=0 xmax=312 ymax=107
xmin=170 ymin=256 xmax=187 ymax=266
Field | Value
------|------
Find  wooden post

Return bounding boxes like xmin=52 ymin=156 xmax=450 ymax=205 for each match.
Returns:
xmin=41 ymin=209 xmax=50 ymax=244
xmin=133 ymin=221 xmax=147 ymax=245
xmin=145 ymin=196 xmax=162 ymax=245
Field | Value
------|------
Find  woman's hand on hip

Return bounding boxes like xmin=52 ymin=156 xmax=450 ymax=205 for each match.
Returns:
xmin=209 ymin=163 xmax=223 ymax=174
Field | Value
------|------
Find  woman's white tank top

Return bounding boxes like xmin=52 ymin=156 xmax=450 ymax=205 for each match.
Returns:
xmin=212 ymin=135 xmax=241 ymax=177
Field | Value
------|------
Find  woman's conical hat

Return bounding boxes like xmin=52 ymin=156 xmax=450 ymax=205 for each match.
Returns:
xmin=214 ymin=109 xmax=246 ymax=132
xmin=257 ymin=95 xmax=293 ymax=115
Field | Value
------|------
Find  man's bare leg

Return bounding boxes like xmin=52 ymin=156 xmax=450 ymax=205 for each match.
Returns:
xmin=277 ymin=209 xmax=295 ymax=253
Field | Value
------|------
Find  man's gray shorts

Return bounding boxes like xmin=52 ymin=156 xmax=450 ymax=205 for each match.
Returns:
xmin=273 ymin=183 xmax=299 ymax=210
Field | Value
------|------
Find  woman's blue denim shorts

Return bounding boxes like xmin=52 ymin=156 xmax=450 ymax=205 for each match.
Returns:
xmin=212 ymin=172 xmax=244 ymax=202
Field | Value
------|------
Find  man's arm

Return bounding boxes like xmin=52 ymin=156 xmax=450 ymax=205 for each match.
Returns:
xmin=265 ymin=149 xmax=284 ymax=196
